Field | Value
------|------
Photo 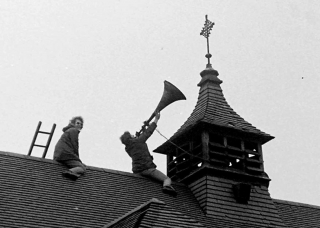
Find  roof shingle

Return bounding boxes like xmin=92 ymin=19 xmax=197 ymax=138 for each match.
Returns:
xmin=274 ymin=199 xmax=320 ymax=228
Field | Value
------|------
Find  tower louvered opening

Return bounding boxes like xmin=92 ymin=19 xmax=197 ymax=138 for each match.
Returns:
xmin=166 ymin=132 xmax=264 ymax=182
xmin=167 ymin=136 xmax=203 ymax=182
xmin=208 ymin=133 xmax=264 ymax=175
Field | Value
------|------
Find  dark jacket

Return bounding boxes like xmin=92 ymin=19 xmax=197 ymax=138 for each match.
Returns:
xmin=53 ymin=124 xmax=81 ymax=162
xmin=125 ymin=122 xmax=157 ymax=173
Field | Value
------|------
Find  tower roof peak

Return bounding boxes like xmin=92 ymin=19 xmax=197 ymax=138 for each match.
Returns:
xmin=200 ymin=15 xmax=220 ymax=80
xmin=200 ymin=15 xmax=215 ymax=66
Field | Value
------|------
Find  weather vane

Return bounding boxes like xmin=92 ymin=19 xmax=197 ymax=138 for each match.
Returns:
xmin=200 ymin=15 xmax=215 ymax=65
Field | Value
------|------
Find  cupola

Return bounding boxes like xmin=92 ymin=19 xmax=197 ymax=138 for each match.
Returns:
xmin=154 ymin=16 xmax=274 ymax=187
xmin=154 ymin=61 xmax=273 ymax=186
xmin=153 ymin=17 xmax=283 ymax=224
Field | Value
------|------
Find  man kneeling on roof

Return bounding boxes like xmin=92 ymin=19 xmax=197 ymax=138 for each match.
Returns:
xmin=120 ymin=111 xmax=177 ymax=196
xmin=53 ymin=116 xmax=86 ymax=180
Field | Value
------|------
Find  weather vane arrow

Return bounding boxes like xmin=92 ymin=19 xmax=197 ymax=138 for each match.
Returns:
xmin=200 ymin=15 xmax=215 ymax=65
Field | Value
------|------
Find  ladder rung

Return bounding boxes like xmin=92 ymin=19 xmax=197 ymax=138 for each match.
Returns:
xmin=34 ymin=144 xmax=47 ymax=148
xmin=38 ymin=131 xmax=51 ymax=135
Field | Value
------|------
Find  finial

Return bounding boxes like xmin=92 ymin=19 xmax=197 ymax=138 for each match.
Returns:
xmin=200 ymin=15 xmax=215 ymax=66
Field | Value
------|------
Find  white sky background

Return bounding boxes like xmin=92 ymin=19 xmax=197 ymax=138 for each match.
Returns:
xmin=1 ymin=0 xmax=320 ymax=206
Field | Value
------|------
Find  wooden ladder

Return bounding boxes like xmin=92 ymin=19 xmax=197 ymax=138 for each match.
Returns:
xmin=28 ymin=121 xmax=56 ymax=158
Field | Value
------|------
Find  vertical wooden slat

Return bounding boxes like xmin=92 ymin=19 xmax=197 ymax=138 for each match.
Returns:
xmin=201 ymin=131 xmax=210 ymax=166
xmin=257 ymin=143 xmax=264 ymax=171
xmin=167 ymin=152 xmax=173 ymax=176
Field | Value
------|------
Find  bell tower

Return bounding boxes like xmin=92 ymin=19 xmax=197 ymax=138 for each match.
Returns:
xmin=154 ymin=15 xmax=273 ymax=186
xmin=153 ymin=17 xmax=284 ymax=226
xmin=153 ymin=62 xmax=273 ymax=186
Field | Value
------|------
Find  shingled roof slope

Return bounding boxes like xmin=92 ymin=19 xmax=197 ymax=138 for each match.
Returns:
xmin=0 ymin=150 xmax=237 ymax=228
xmin=155 ymin=69 xmax=273 ymax=153
xmin=184 ymin=75 xmax=272 ymax=135
xmin=274 ymin=199 xmax=320 ymax=228
xmin=1 ymin=150 xmax=317 ymax=228
xmin=104 ymin=198 xmax=206 ymax=228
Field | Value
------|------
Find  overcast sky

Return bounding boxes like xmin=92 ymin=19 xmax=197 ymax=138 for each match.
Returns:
xmin=1 ymin=0 xmax=320 ymax=206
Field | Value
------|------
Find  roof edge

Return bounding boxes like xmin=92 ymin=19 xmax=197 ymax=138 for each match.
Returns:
xmin=273 ymin=198 xmax=320 ymax=209
xmin=102 ymin=198 xmax=165 ymax=228
xmin=0 ymin=150 xmax=187 ymax=186
xmin=0 ymin=150 xmax=134 ymax=175
xmin=154 ymin=122 xmax=274 ymax=154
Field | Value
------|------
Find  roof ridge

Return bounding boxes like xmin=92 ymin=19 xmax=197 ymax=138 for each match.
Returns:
xmin=104 ymin=198 xmax=206 ymax=228
xmin=143 ymin=202 xmax=206 ymax=227
xmin=273 ymin=198 xmax=320 ymax=209
xmin=0 ymin=150 xmax=185 ymax=186
xmin=0 ymin=150 xmax=140 ymax=177
xmin=102 ymin=198 xmax=165 ymax=228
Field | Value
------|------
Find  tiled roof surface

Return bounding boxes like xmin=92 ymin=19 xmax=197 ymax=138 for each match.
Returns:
xmin=0 ymin=150 xmax=317 ymax=228
xmin=274 ymin=199 xmax=320 ymax=228
xmin=104 ymin=198 xmax=206 ymax=228
xmin=0 ymin=151 xmax=219 ymax=228
xmin=155 ymin=71 xmax=273 ymax=152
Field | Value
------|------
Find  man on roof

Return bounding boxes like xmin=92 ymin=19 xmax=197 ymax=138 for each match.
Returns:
xmin=53 ymin=116 xmax=86 ymax=180
xmin=120 ymin=111 xmax=177 ymax=196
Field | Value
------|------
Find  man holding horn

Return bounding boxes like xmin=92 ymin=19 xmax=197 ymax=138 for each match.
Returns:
xmin=120 ymin=111 xmax=177 ymax=196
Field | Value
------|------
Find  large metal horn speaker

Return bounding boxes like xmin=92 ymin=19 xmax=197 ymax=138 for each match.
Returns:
xmin=154 ymin=80 xmax=186 ymax=114
xmin=136 ymin=80 xmax=186 ymax=136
